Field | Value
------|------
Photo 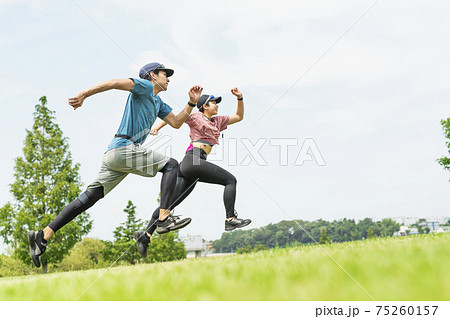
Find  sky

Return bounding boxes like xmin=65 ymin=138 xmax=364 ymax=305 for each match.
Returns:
xmin=1 ymin=0 xmax=449 ymax=254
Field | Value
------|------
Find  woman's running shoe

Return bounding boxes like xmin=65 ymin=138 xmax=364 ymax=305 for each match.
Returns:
xmin=225 ymin=217 xmax=252 ymax=231
xmin=156 ymin=215 xmax=192 ymax=234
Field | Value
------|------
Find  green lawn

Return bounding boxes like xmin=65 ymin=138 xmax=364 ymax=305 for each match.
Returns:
xmin=1 ymin=233 xmax=448 ymax=300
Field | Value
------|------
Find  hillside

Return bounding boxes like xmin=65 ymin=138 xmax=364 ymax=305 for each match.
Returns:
xmin=0 ymin=233 xmax=448 ymax=301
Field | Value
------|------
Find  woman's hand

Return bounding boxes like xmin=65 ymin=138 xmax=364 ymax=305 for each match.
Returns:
xmin=231 ymin=87 xmax=243 ymax=99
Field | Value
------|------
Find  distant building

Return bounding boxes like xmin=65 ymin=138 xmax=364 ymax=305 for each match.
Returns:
xmin=394 ymin=225 xmax=412 ymax=237
xmin=394 ymin=217 xmax=419 ymax=226
xmin=435 ymin=217 xmax=450 ymax=224
xmin=205 ymin=241 xmax=214 ymax=253
xmin=179 ymin=234 xmax=215 ymax=258
xmin=394 ymin=216 xmax=450 ymax=227
xmin=418 ymin=221 xmax=440 ymax=231
xmin=392 ymin=220 xmax=450 ymax=236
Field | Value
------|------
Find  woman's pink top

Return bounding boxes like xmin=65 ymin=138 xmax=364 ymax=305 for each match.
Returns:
xmin=185 ymin=111 xmax=230 ymax=146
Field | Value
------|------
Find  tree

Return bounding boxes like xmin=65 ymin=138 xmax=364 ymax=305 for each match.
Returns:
xmin=377 ymin=218 xmax=400 ymax=237
xmin=367 ymin=226 xmax=374 ymax=239
xmin=437 ymin=118 xmax=450 ymax=176
xmin=105 ymin=201 xmax=145 ymax=265
xmin=0 ymin=97 xmax=92 ymax=273
xmin=319 ymin=227 xmax=330 ymax=244
xmin=417 ymin=226 xmax=424 ymax=234
xmin=146 ymin=232 xmax=187 ymax=263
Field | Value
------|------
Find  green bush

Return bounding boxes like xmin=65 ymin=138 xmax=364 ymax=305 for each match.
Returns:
xmin=236 ymin=245 xmax=253 ymax=254
xmin=59 ymin=238 xmax=108 ymax=272
xmin=0 ymin=255 xmax=36 ymax=278
xmin=237 ymin=244 xmax=268 ymax=254
xmin=253 ymin=244 xmax=268 ymax=252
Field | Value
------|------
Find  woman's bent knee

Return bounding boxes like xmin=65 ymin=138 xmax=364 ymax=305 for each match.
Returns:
xmin=161 ymin=158 xmax=179 ymax=173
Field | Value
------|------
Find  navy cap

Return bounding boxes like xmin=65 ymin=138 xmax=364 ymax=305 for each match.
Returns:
xmin=139 ymin=62 xmax=174 ymax=79
xmin=197 ymin=94 xmax=222 ymax=108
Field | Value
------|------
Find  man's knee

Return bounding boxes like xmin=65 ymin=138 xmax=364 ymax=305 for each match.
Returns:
xmin=80 ymin=186 xmax=104 ymax=205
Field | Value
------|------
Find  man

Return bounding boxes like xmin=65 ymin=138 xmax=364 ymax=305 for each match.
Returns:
xmin=27 ymin=62 xmax=203 ymax=268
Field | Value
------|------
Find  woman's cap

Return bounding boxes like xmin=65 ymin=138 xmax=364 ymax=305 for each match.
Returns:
xmin=197 ymin=94 xmax=222 ymax=108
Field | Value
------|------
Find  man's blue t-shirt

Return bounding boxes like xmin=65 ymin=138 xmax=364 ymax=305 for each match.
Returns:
xmin=106 ymin=78 xmax=172 ymax=152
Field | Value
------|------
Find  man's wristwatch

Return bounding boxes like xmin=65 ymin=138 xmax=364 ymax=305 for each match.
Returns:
xmin=188 ymin=101 xmax=196 ymax=107
xmin=237 ymin=97 xmax=244 ymax=101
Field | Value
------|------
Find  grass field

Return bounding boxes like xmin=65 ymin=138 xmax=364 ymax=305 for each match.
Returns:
xmin=0 ymin=233 xmax=449 ymax=301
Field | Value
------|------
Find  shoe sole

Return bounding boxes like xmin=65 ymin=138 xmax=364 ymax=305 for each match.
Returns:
xmin=225 ymin=219 xmax=252 ymax=231
xmin=156 ymin=218 xmax=192 ymax=234
xmin=134 ymin=231 xmax=148 ymax=258
xmin=27 ymin=231 xmax=41 ymax=268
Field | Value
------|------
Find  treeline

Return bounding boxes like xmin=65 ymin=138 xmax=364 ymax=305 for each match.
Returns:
xmin=212 ymin=218 xmax=400 ymax=252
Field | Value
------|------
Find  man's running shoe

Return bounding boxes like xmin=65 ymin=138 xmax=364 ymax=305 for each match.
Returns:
xmin=156 ymin=215 xmax=192 ymax=234
xmin=28 ymin=230 xmax=47 ymax=268
xmin=225 ymin=217 xmax=252 ymax=231
xmin=134 ymin=231 xmax=150 ymax=258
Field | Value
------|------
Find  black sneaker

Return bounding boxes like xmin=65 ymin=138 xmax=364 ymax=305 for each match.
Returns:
xmin=156 ymin=215 xmax=192 ymax=234
xmin=134 ymin=231 xmax=150 ymax=258
xmin=225 ymin=217 xmax=252 ymax=231
xmin=28 ymin=230 xmax=47 ymax=268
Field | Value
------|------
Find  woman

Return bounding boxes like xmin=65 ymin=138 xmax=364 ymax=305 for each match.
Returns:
xmin=135 ymin=88 xmax=251 ymax=257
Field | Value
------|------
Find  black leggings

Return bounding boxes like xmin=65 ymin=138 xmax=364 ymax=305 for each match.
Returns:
xmin=146 ymin=148 xmax=237 ymax=235
xmin=48 ymin=186 xmax=105 ymax=232
xmin=159 ymin=158 xmax=179 ymax=209
xmin=48 ymin=158 xmax=179 ymax=233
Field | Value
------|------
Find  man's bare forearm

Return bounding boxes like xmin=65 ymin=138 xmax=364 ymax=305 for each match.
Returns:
xmin=82 ymin=79 xmax=133 ymax=98
xmin=173 ymin=104 xmax=196 ymax=127
xmin=161 ymin=85 xmax=202 ymax=128
xmin=154 ymin=121 xmax=168 ymax=131
xmin=69 ymin=79 xmax=134 ymax=110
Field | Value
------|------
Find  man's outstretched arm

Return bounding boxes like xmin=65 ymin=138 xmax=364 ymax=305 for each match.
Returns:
xmin=68 ymin=79 xmax=134 ymax=110
xmin=162 ymin=85 xmax=203 ymax=129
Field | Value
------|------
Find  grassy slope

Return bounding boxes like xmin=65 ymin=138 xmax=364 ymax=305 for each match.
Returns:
xmin=0 ymin=233 xmax=448 ymax=301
